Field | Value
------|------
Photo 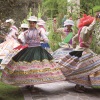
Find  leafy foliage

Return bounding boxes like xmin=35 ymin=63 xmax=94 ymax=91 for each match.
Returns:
xmin=80 ymin=0 xmax=100 ymax=15
xmin=22 ymin=8 xmax=32 ymax=24
xmin=89 ymin=6 xmax=100 ymax=14
xmin=42 ymin=0 xmax=67 ymax=18
xmin=46 ymin=19 xmax=62 ymax=51
xmin=41 ymin=0 xmax=79 ymax=51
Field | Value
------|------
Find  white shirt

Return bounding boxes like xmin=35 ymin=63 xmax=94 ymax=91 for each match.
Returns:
xmin=6 ymin=25 xmax=18 ymax=40
xmin=18 ymin=32 xmax=25 ymax=43
xmin=39 ymin=28 xmax=49 ymax=42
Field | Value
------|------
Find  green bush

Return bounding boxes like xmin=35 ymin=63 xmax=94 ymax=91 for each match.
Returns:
xmin=48 ymin=31 xmax=61 ymax=51
xmin=89 ymin=6 xmax=100 ymax=14
xmin=90 ymin=34 xmax=100 ymax=54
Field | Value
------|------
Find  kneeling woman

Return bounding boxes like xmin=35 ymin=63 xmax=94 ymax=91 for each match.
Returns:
xmin=1 ymin=16 xmax=65 ymax=87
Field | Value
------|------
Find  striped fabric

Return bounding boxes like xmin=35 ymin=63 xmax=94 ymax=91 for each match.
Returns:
xmin=66 ymin=52 xmax=100 ymax=88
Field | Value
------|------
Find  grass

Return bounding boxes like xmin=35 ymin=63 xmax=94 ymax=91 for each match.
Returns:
xmin=0 ymin=71 xmax=24 ymax=100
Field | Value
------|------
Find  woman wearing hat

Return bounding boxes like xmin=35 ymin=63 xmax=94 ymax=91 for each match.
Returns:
xmin=1 ymin=16 xmax=65 ymax=88
xmin=54 ymin=19 xmax=74 ymax=46
xmin=59 ymin=14 xmax=100 ymax=92
xmin=37 ymin=18 xmax=52 ymax=53
xmin=18 ymin=23 xmax=29 ymax=44
xmin=0 ymin=19 xmax=20 ymax=69
xmin=52 ymin=19 xmax=74 ymax=62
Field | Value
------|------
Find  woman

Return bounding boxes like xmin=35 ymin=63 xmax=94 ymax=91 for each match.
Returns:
xmin=1 ymin=23 xmax=29 ymax=66
xmin=1 ymin=16 xmax=65 ymax=88
xmin=37 ymin=18 xmax=52 ymax=53
xmin=0 ymin=19 xmax=20 ymax=69
xmin=52 ymin=19 xmax=74 ymax=62
xmin=54 ymin=19 xmax=74 ymax=47
xmin=60 ymin=14 xmax=100 ymax=92
xmin=18 ymin=23 xmax=29 ymax=44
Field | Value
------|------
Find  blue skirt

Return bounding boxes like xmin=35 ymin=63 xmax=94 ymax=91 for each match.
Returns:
xmin=41 ymin=43 xmax=50 ymax=48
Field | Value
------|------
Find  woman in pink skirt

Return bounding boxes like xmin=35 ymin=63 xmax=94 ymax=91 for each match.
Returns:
xmin=1 ymin=16 xmax=65 ymax=89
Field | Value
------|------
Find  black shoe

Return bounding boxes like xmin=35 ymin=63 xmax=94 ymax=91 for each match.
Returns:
xmin=74 ymin=85 xmax=85 ymax=93
xmin=25 ymin=85 xmax=34 ymax=90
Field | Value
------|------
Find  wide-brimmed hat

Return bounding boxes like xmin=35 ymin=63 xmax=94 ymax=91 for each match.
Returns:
xmin=37 ymin=18 xmax=46 ymax=26
xmin=6 ymin=19 xmax=15 ymax=24
xmin=20 ymin=23 xmax=29 ymax=28
xmin=27 ymin=16 xmax=38 ymax=22
xmin=64 ymin=19 xmax=74 ymax=26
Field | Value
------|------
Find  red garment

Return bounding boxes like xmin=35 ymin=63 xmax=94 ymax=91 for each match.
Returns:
xmin=14 ymin=44 xmax=28 ymax=50
xmin=78 ymin=14 xmax=94 ymax=28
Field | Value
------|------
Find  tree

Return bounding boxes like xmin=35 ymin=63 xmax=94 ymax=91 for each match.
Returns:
xmin=0 ymin=0 xmax=42 ymax=26
xmin=42 ymin=0 xmax=67 ymax=18
xmin=80 ymin=0 xmax=100 ymax=15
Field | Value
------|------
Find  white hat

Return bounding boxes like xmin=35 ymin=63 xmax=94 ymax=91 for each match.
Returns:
xmin=37 ymin=19 xmax=46 ymax=26
xmin=64 ymin=19 xmax=74 ymax=26
xmin=21 ymin=23 xmax=29 ymax=28
xmin=27 ymin=16 xmax=38 ymax=22
xmin=6 ymin=19 xmax=15 ymax=24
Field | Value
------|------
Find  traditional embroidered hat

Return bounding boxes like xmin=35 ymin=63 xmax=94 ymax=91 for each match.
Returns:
xmin=64 ymin=19 xmax=74 ymax=26
xmin=27 ymin=16 xmax=38 ymax=22
xmin=20 ymin=23 xmax=29 ymax=28
xmin=6 ymin=19 xmax=15 ymax=24
xmin=78 ymin=14 xmax=94 ymax=28
xmin=37 ymin=18 xmax=46 ymax=26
